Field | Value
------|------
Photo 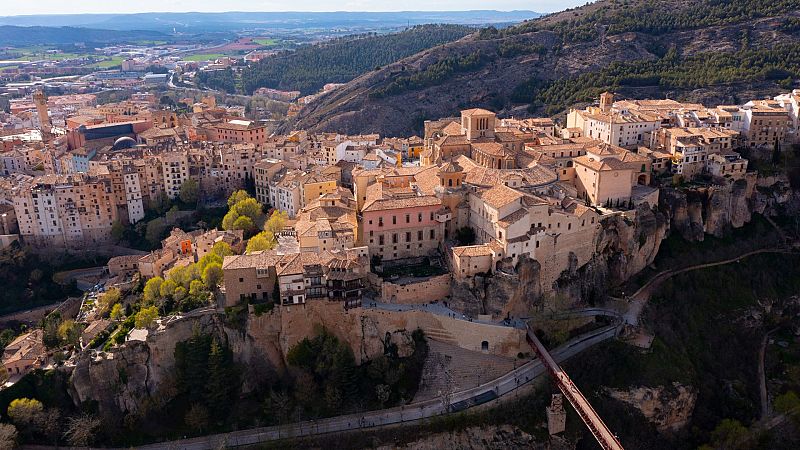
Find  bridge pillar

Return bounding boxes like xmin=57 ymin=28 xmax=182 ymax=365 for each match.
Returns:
xmin=547 ymin=393 xmax=566 ymax=435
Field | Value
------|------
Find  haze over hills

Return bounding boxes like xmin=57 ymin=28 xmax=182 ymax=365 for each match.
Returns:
xmin=286 ymin=0 xmax=800 ymax=136
xmin=0 ymin=26 xmax=169 ymax=46
xmin=0 ymin=11 xmax=541 ymax=33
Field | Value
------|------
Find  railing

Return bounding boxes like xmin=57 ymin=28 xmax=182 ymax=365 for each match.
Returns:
xmin=526 ymin=326 xmax=624 ymax=450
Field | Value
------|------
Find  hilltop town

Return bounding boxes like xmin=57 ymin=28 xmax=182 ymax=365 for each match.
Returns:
xmin=0 ymin=74 xmax=798 ymax=447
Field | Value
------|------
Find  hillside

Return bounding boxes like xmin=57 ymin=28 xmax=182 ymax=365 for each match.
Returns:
xmin=0 ymin=25 xmax=168 ymax=46
xmin=285 ymin=0 xmax=800 ymax=137
xmin=204 ymin=25 xmax=476 ymax=95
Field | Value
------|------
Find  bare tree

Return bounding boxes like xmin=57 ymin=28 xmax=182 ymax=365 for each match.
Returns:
xmin=64 ymin=413 xmax=101 ymax=447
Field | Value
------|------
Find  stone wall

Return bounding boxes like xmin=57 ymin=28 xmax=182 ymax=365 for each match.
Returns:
xmin=380 ymin=274 xmax=452 ymax=304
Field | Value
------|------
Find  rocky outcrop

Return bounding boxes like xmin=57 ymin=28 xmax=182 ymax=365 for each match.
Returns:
xmin=450 ymin=255 xmax=543 ymax=319
xmin=70 ymin=301 xmax=520 ymax=417
xmin=606 ymin=383 xmax=698 ymax=432
xmin=659 ymin=174 xmax=800 ymax=242
xmin=375 ymin=425 xmax=543 ymax=450
xmin=555 ymin=203 xmax=668 ymax=305
xmin=69 ymin=312 xmax=235 ymax=417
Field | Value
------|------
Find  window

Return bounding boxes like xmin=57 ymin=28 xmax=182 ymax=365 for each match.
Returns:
xmin=430 ymin=230 xmax=435 ymax=239
xmin=392 ymin=233 xmax=398 ymax=244
xmin=405 ymin=214 xmax=410 ymax=223
xmin=418 ymin=230 xmax=423 ymax=240
xmin=379 ymin=235 xmax=384 ymax=245
xmin=418 ymin=213 xmax=423 ymax=222
xmin=392 ymin=216 xmax=396 ymax=225
xmin=378 ymin=217 xmax=383 ymax=227
xmin=406 ymin=232 xmax=411 ymax=242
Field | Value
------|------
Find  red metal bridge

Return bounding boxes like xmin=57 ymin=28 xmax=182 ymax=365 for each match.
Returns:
xmin=526 ymin=326 xmax=624 ymax=450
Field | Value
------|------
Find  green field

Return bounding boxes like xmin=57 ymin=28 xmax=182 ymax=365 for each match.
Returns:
xmin=253 ymin=38 xmax=278 ymax=46
xmin=89 ymin=56 xmax=124 ymax=68
xmin=183 ymin=53 xmax=226 ymax=62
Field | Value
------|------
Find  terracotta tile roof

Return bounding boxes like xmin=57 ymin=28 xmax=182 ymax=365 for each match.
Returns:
xmin=461 ymin=108 xmax=495 ymax=117
xmin=478 ymin=184 xmax=523 ymax=209
xmin=452 ymin=244 xmax=494 ymax=257
xmin=472 ymin=142 xmax=514 ymax=158
xmin=362 ymin=195 xmax=441 ymax=212
xmin=573 ymin=155 xmax=632 ymax=171
xmin=222 ymin=250 xmax=281 ymax=270
xmin=275 ymin=252 xmax=323 ymax=276
xmin=441 ymin=121 xmax=464 ymax=136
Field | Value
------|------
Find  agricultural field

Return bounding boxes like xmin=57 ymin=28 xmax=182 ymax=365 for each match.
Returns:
xmin=89 ymin=56 xmax=124 ymax=68
xmin=183 ymin=53 xmax=226 ymax=62
xmin=253 ymin=38 xmax=278 ymax=46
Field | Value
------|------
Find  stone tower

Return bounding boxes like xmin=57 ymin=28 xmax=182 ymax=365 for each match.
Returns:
xmin=546 ymin=393 xmax=566 ymax=435
xmin=33 ymin=89 xmax=51 ymax=132
xmin=599 ymin=91 xmax=614 ymax=113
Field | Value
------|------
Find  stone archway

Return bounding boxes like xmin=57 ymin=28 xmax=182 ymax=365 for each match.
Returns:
xmin=637 ymin=174 xmax=648 ymax=185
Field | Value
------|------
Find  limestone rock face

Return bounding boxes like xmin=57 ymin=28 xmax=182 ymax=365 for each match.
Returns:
xmin=555 ymin=203 xmax=668 ymax=305
xmin=606 ymin=383 xmax=698 ymax=432
xmin=450 ymin=255 xmax=543 ymax=319
xmin=657 ymin=174 xmax=796 ymax=242
xmin=70 ymin=312 xmax=232 ymax=417
xmin=69 ymin=304 xmax=423 ymax=417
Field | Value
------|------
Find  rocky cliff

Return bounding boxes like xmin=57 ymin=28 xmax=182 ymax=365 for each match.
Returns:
xmin=452 ymin=202 xmax=668 ymax=316
xmin=450 ymin=255 xmax=543 ymax=319
xmin=68 ymin=301 xmax=522 ymax=417
xmin=661 ymin=175 xmax=799 ymax=241
xmin=606 ymin=383 xmax=698 ymax=432
xmin=555 ymin=203 xmax=668 ymax=306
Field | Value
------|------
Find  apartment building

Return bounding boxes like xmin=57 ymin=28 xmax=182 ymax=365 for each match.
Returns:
xmin=161 ymin=152 xmax=189 ymax=200
xmin=742 ymin=100 xmax=790 ymax=148
xmin=566 ymin=93 xmax=662 ymax=149
xmin=12 ymin=173 xmax=118 ymax=248
xmin=775 ymin=90 xmax=800 ymax=133
xmin=253 ymin=159 xmax=285 ymax=206
xmin=221 ymin=251 xmax=281 ymax=307
xmin=211 ymin=119 xmax=269 ymax=144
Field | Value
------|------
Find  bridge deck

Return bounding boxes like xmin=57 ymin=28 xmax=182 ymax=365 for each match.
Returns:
xmin=526 ymin=327 xmax=623 ymax=450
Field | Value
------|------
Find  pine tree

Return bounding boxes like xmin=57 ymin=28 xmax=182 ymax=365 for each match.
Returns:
xmin=204 ymin=338 xmax=238 ymax=417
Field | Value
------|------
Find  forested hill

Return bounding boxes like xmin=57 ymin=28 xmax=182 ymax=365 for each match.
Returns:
xmin=284 ymin=0 xmax=800 ymax=137
xmin=0 ymin=25 xmax=167 ymax=46
xmin=200 ymin=25 xmax=474 ymax=95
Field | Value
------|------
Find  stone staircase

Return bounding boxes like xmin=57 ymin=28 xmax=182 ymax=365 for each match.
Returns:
xmin=413 ymin=340 xmax=518 ymax=402
xmin=422 ymin=324 xmax=459 ymax=346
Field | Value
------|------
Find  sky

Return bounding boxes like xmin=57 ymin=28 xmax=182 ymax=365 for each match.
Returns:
xmin=2 ymin=1 xmax=584 ymax=16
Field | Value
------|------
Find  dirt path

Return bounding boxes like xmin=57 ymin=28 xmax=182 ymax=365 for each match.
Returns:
xmin=624 ymin=247 xmax=797 ymax=326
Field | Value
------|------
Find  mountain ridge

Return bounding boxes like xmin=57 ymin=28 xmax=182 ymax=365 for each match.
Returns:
xmin=284 ymin=0 xmax=800 ymax=137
